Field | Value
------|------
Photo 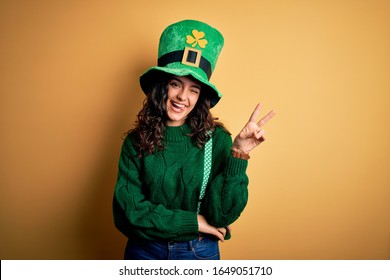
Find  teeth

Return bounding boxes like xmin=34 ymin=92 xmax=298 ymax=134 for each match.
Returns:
xmin=172 ymin=102 xmax=185 ymax=108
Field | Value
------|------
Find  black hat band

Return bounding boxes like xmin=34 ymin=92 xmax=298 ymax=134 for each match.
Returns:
xmin=158 ymin=49 xmax=212 ymax=80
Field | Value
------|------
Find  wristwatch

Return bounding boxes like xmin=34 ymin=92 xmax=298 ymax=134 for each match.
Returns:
xmin=230 ymin=148 xmax=250 ymax=160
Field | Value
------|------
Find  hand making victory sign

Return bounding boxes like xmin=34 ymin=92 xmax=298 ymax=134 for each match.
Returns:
xmin=231 ymin=103 xmax=276 ymax=158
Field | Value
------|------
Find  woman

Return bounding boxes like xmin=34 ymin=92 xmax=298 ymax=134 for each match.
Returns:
xmin=113 ymin=19 xmax=275 ymax=260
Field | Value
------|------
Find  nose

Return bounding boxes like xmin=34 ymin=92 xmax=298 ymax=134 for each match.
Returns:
xmin=177 ymin=88 xmax=188 ymax=101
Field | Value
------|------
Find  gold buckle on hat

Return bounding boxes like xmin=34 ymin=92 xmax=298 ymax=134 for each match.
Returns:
xmin=181 ymin=47 xmax=202 ymax=68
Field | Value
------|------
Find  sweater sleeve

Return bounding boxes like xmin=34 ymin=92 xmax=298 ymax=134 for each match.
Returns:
xmin=113 ymin=134 xmax=199 ymax=241
xmin=201 ymin=128 xmax=249 ymax=228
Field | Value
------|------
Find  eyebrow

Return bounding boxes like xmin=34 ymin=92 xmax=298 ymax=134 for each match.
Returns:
xmin=171 ymin=77 xmax=201 ymax=90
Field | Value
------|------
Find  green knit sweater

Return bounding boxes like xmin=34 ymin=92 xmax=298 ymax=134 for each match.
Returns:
xmin=113 ymin=124 xmax=249 ymax=242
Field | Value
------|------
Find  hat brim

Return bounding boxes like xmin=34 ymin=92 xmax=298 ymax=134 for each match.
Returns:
xmin=140 ymin=66 xmax=222 ymax=108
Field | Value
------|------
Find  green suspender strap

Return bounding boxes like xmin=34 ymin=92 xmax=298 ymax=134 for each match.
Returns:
xmin=197 ymin=136 xmax=213 ymax=214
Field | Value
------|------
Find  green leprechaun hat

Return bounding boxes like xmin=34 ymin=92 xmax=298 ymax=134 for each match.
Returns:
xmin=140 ymin=19 xmax=224 ymax=108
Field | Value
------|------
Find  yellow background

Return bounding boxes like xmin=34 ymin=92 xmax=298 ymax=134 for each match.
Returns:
xmin=1 ymin=0 xmax=389 ymax=259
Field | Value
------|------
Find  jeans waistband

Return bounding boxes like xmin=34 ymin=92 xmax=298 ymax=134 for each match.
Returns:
xmin=168 ymin=234 xmax=208 ymax=249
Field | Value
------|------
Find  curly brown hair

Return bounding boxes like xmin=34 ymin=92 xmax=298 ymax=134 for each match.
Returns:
xmin=128 ymin=73 xmax=228 ymax=155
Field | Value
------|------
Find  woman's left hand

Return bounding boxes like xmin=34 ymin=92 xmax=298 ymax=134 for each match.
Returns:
xmin=232 ymin=103 xmax=276 ymax=155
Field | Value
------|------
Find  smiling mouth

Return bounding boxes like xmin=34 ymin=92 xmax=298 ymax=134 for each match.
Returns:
xmin=171 ymin=101 xmax=187 ymax=111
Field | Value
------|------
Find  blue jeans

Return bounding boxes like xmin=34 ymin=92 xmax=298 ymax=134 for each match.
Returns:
xmin=124 ymin=235 xmax=220 ymax=260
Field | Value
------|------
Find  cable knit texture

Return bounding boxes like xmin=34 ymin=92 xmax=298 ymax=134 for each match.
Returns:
xmin=113 ymin=124 xmax=249 ymax=242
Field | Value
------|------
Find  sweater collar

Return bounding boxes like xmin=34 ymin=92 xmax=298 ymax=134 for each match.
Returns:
xmin=164 ymin=123 xmax=192 ymax=142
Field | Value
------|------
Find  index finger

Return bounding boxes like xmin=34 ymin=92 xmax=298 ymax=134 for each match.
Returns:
xmin=249 ymin=103 xmax=262 ymax=122
xmin=257 ymin=110 xmax=276 ymax=127
xmin=215 ymin=229 xmax=225 ymax=242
